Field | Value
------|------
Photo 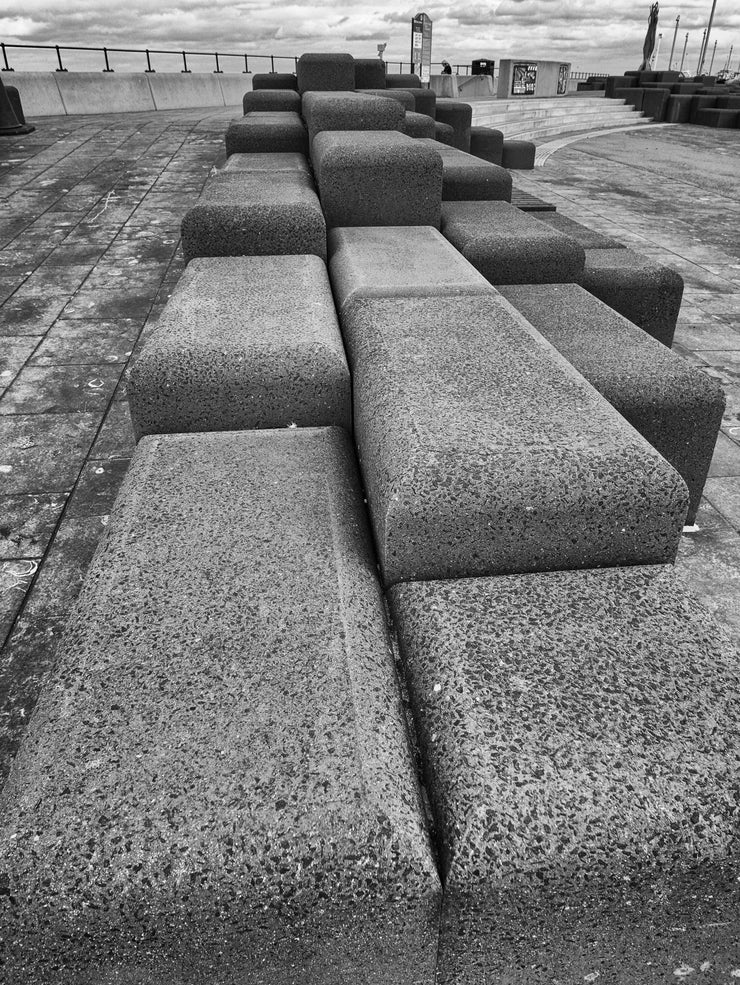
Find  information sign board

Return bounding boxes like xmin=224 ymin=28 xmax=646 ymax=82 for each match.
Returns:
xmin=411 ymin=13 xmax=433 ymax=83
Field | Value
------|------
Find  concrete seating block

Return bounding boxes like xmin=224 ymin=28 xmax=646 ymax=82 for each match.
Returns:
xmin=434 ymin=120 xmax=456 ymax=145
xmin=621 ymin=87 xmax=645 ymax=110
xmin=403 ymin=111 xmax=437 ymax=139
xmin=716 ymin=95 xmax=740 ymax=109
xmin=385 ymin=73 xmax=422 ymax=88
xmin=224 ymin=111 xmax=307 ymax=156
xmin=499 ymin=283 xmax=725 ymax=524
xmin=665 ymin=94 xmax=693 ymax=123
xmin=252 ymin=72 xmax=298 ymax=91
xmin=389 ymin=564 xmax=740 ymax=985
xmin=655 ymin=70 xmax=680 ymax=82
xmin=694 ymin=107 xmax=740 ymax=128
xmin=441 ymin=201 xmax=585 ymax=285
xmin=638 ymin=70 xmax=659 ymax=83
xmin=434 ymin=98 xmax=473 ymax=152
xmin=581 ymin=248 xmax=684 ymax=346
xmin=341 ymin=292 xmax=688 ymax=585
xmin=328 ymin=225 xmax=493 ymax=316
xmin=470 ymin=126 xmax=504 ymax=165
xmin=128 ymin=256 xmax=351 ymax=439
xmin=297 ymin=52 xmax=355 ymax=94
xmin=221 ymin=150 xmax=311 ymax=175
xmin=408 ymin=88 xmax=437 ymax=118
xmin=671 ymin=82 xmax=703 ymax=94
xmin=354 ymin=58 xmax=387 ymax=89
xmin=605 ymin=75 xmax=637 ymax=97
xmin=689 ymin=94 xmax=718 ymax=121
xmin=312 ymin=131 xmax=442 ymax=229
xmin=181 ymin=172 xmax=326 ymax=262
xmin=301 ymin=90 xmax=404 ymax=145
xmin=0 ymin=427 xmax=442 ymax=983
xmin=420 ymin=139 xmax=512 ymax=201
xmin=360 ymin=87 xmax=415 ymax=110
xmin=533 ymin=211 xmax=626 ymax=249
xmin=501 ymin=139 xmax=536 ymax=169
xmin=242 ymin=88 xmax=302 ymax=114
xmin=642 ymin=87 xmax=670 ymax=120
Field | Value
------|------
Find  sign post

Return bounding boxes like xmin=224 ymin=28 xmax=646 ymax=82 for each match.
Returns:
xmin=411 ymin=12 xmax=433 ymax=84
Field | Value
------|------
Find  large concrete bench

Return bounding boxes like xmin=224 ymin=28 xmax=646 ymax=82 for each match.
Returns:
xmin=389 ymin=564 xmax=740 ymax=984
xmin=403 ymin=111 xmax=437 ymax=139
xmin=499 ymin=283 xmax=726 ymax=524
xmin=301 ymin=90 xmax=404 ymax=145
xmin=581 ymin=248 xmax=684 ymax=346
xmin=180 ymin=171 xmax=326 ymax=262
xmin=0 ymin=427 xmax=442 ymax=984
xmin=470 ymin=126 xmax=504 ymax=165
xmin=242 ymin=89 xmax=302 ymax=114
xmin=354 ymin=57 xmax=387 ymax=89
xmin=419 ymin=139 xmax=512 ymax=201
xmin=328 ymin=225 xmax=494 ymax=317
xmin=224 ymin=111 xmax=308 ymax=156
xmin=311 ymin=131 xmax=443 ymax=229
xmin=252 ymin=72 xmax=298 ymax=91
xmin=434 ymin=98 xmax=472 ymax=152
xmin=297 ymin=51 xmax=355 ymax=93
xmin=341 ymin=291 xmax=688 ymax=586
xmin=441 ymin=201 xmax=585 ymax=284
xmin=128 ymin=256 xmax=351 ymax=438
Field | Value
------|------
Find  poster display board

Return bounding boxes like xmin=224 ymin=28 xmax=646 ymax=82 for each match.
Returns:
xmin=512 ymin=62 xmax=538 ymax=95
xmin=557 ymin=63 xmax=569 ymax=94
xmin=411 ymin=12 xmax=433 ymax=84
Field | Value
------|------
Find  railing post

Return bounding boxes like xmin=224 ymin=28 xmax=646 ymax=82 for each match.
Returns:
xmin=145 ymin=49 xmax=155 ymax=73
xmin=103 ymin=47 xmax=113 ymax=72
xmin=1 ymin=43 xmax=14 ymax=71
xmin=270 ymin=55 xmax=275 ymax=72
xmin=55 ymin=45 xmax=67 ymax=72
xmin=181 ymin=50 xmax=191 ymax=73
xmin=214 ymin=51 xmax=222 ymax=73
xmin=243 ymin=54 xmax=250 ymax=74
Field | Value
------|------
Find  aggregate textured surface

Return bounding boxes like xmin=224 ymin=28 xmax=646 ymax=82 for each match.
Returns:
xmin=407 ymin=88 xmax=437 ymax=118
xmin=353 ymin=58 xmax=387 ymax=89
xmin=328 ymin=225 xmax=493 ymax=315
xmin=402 ymin=111 xmax=436 ymax=139
xmin=341 ymin=292 xmax=688 ymax=586
xmin=419 ymin=139 xmax=512 ymax=201
xmin=499 ymin=283 xmax=726 ymax=524
xmin=359 ymin=88 xmax=415 ymax=111
xmin=432 ymin=99 xmax=472 ymax=152
xmin=224 ymin=112 xmax=308 ymax=156
xmin=128 ymin=255 xmax=351 ymax=437
xmin=311 ymin=131 xmax=443 ymax=229
xmin=389 ymin=564 xmax=740 ymax=984
xmin=441 ymin=200 xmax=585 ymax=284
xmin=301 ymin=91 xmax=404 ymax=146
xmin=252 ymin=73 xmax=298 ymax=91
xmin=581 ymin=247 xmax=684 ymax=346
xmin=296 ymin=52 xmax=356 ymax=94
xmin=0 ymin=427 xmax=442 ymax=984
xmin=469 ymin=125 xmax=504 ymax=165
xmin=180 ymin=170 xmax=326 ymax=261
xmin=242 ymin=89 xmax=302 ymax=115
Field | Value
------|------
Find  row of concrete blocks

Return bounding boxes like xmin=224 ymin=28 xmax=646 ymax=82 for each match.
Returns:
xmin=607 ymin=77 xmax=740 ymax=127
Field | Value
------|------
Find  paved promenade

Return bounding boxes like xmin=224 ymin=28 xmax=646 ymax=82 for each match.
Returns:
xmin=1 ymin=109 xmax=739 ymax=789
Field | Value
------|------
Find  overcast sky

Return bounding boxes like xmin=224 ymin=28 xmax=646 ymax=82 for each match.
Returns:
xmin=2 ymin=0 xmax=738 ymax=76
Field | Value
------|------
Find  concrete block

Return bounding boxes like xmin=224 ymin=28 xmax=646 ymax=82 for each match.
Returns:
xmin=501 ymin=139 xmax=536 ymax=169
xmin=342 ymin=292 xmax=688 ymax=585
xmin=221 ymin=151 xmax=311 ymax=175
xmin=434 ymin=98 xmax=472 ymax=151
xmin=252 ymin=72 xmax=298 ymax=91
xmin=715 ymin=95 xmax=740 ymax=109
xmin=354 ymin=59 xmax=388 ymax=89
xmin=389 ymin=564 xmax=740 ymax=985
xmin=385 ymin=74 xmax=422 ymax=88
xmin=420 ymin=139 xmax=512 ymax=201
xmin=311 ymin=131 xmax=442 ymax=229
xmin=301 ymin=91 xmax=404 ymax=145
xmin=408 ymin=88 xmax=437 ymax=118
xmin=638 ymin=70 xmax=659 ymax=83
xmin=403 ymin=111 xmax=436 ymax=138
xmin=360 ymin=88 xmax=415 ymax=111
xmin=689 ymin=95 xmax=717 ymax=122
xmin=665 ymin=94 xmax=693 ymax=123
xmin=181 ymin=172 xmax=326 ymax=262
xmin=242 ymin=88 xmax=301 ymax=114
xmin=224 ymin=111 xmax=308 ymax=155
xmin=605 ymin=75 xmax=637 ymax=97
xmin=297 ymin=52 xmax=355 ymax=94
xmin=328 ymin=226 xmax=493 ymax=316
xmin=55 ymin=71 xmax=156 ymax=114
xmin=6 ymin=71 xmax=67 ymax=117
xmin=533 ymin=212 xmax=626 ymax=249
xmin=0 ymin=427 xmax=441 ymax=984
xmin=470 ymin=126 xmax=504 ymax=165
xmin=128 ymin=256 xmax=351 ymax=438
xmin=642 ymin=87 xmax=670 ymax=121
xmin=147 ymin=72 xmax=224 ymax=110
xmin=671 ymin=82 xmax=703 ymax=94
xmin=694 ymin=108 xmax=740 ymax=127
xmin=499 ymin=283 xmax=725 ymax=524
xmin=581 ymin=248 xmax=684 ymax=346
xmin=441 ymin=201 xmax=585 ymax=285
xmin=434 ymin=121 xmax=456 ymax=146
xmin=619 ymin=87 xmax=645 ymax=111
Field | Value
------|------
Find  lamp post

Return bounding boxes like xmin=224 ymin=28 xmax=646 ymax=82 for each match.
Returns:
xmin=697 ymin=0 xmax=719 ymax=74
xmin=669 ymin=14 xmax=680 ymax=70
xmin=708 ymin=39 xmax=718 ymax=73
xmin=696 ymin=28 xmax=707 ymax=73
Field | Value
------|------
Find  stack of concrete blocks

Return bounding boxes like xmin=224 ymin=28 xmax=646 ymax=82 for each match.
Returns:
xmin=605 ymin=71 xmax=740 ymax=127
xmin=2 ymin=49 xmax=736 ymax=985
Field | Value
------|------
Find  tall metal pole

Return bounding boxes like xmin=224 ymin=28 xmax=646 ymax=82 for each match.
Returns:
xmin=696 ymin=28 xmax=707 ymax=73
xmin=708 ymin=39 xmax=718 ymax=73
xmin=652 ymin=32 xmax=663 ymax=69
xmin=698 ymin=0 xmax=719 ymax=74
xmin=669 ymin=14 xmax=680 ymax=69
xmin=724 ymin=44 xmax=733 ymax=71
xmin=679 ymin=32 xmax=689 ymax=72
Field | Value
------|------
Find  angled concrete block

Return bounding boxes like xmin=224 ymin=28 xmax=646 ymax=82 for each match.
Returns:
xmin=359 ymin=88 xmax=415 ymax=110
xmin=297 ymin=52 xmax=355 ymax=94
xmin=224 ymin=111 xmax=307 ymax=155
xmin=354 ymin=58 xmax=387 ymax=89
xmin=403 ymin=111 xmax=436 ymax=138
xmin=420 ymin=139 xmax=512 ymax=201
xmin=385 ymin=74 xmax=422 ymax=88
xmin=252 ymin=72 xmax=298 ymax=91
xmin=470 ymin=126 xmax=504 ymax=165
xmin=501 ymin=139 xmax=536 ymax=169
xmin=181 ymin=172 xmax=326 ymax=262
xmin=434 ymin=98 xmax=472 ymax=152
xmin=407 ymin=88 xmax=436 ymax=118
xmin=581 ymin=248 xmax=684 ymax=346
xmin=312 ymin=131 xmax=442 ymax=229
xmin=0 ymin=427 xmax=442 ymax=985
xmin=389 ymin=564 xmax=740 ymax=985
xmin=328 ymin=226 xmax=493 ymax=315
xmin=221 ymin=151 xmax=311 ymax=175
xmin=342 ymin=292 xmax=688 ymax=585
xmin=302 ymin=91 xmax=404 ymax=145
xmin=441 ymin=201 xmax=585 ymax=284
xmin=242 ymin=88 xmax=301 ymax=114
xmin=533 ymin=211 xmax=627 ymax=249
xmin=128 ymin=256 xmax=351 ymax=438
xmin=434 ymin=121 xmax=456 ymax=145
xmin=499 ymin=282 xmax=725 ymax=524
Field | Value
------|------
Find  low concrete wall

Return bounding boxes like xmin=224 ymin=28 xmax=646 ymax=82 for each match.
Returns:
xmin=497 ymin=60 xmax=571 ymax=98
xmin=9 ymin=71 xmax=251 ymax=117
